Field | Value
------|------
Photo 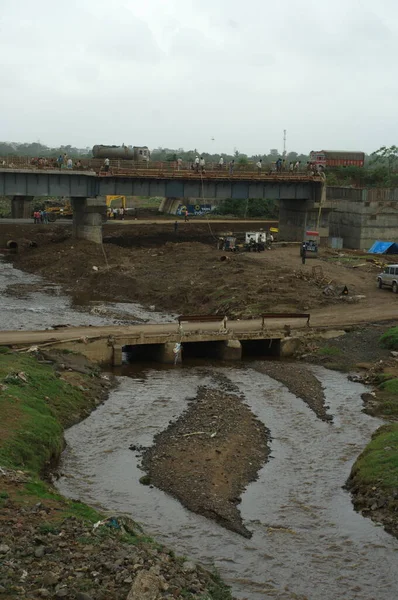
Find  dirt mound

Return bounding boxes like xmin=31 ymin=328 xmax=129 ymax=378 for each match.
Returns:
xmin=5 ymin=232 xmax=344 ymax=318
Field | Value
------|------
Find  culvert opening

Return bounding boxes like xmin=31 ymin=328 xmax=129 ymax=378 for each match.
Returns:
xmin=181 ymin=341 xmax=225 ymax=359
xmin=123 ymin=343 xmax=164 ymax=362
xmin=241 ymin=339 xmax=281 ymax=357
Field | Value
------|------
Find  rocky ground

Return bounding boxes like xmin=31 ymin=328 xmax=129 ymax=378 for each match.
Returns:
xmin=142 ymin=378 xmax=270 ymax=539
xmin=0 ymin=472 xmax=231 ymax=599
xmin=253 ymin=361 xmax=330 ymax=421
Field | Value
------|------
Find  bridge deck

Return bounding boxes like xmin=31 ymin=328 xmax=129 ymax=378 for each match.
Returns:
xmin=0 ymin=317 xmax=309 ymax=348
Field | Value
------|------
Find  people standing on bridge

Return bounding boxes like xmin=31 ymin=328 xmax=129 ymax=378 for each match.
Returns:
xmin=104 ymin=157 xmax=110 ymax=172
xmin=177 ymin=157 xmax=183 ymax=171
xmin=194 ymin=156 xmax=200 ymax=172
xmin=229 ymin=159 xmax=235 ymax=175
xmin=63 ymin=153 xmax=67 ymax=167
xmin=67 ymin=158 xmax=73 ymax=170
xmin=256 ymin=159 xmax=263 ymax=174
xmin=218 ymin=156 xmax=224 ymax=169
xmin=199 ymin=157 xmax=205 ymax=173
xmin=57 ymin=155 xmax=63 ymax=169
xmin=276 ymin=157 xmax=282 ymax=172
xmin=289 ymin=162 xmax=294 ymax=172
xmin=294 ymin=160 xmax=300 ymax=172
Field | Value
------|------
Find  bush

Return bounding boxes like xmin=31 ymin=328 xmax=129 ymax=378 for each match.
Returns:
xmin=380 ymin=327 xmax=398 ymax=350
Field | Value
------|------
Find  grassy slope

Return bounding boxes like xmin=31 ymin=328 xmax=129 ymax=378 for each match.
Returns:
xmin=348 ymin=327 xmax=398 ymax=535
xmin=351 ymin=424 xmax=398 ymax=489
xmin=0 ymin=352 xmax=95 ymax=472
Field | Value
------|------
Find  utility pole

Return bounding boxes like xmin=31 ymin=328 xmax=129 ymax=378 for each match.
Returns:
xmin=283 ymin=129 xmax=287 ymax=158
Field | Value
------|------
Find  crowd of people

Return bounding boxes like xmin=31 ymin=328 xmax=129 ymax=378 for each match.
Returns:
xmin=32 ymin=209 xmax=49 ymax=224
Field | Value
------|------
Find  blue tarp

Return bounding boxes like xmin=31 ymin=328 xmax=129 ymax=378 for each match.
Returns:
xmin=368 ymin=241 xmax=398 ymax=254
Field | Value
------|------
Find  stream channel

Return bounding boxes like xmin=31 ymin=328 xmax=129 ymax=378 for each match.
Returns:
xmin=1 ymin=259 xmax=398 ymax=599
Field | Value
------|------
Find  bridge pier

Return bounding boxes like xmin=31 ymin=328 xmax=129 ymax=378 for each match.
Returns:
xmin=11 ymin=196 xmax=33 ymax=219
xmin=71 ymin=196 xmax=106 ymax=244
xmin=218 ymin=339 xmax=242 ymax=360
xmin=157 ymin=342 xmax=182 ymax=364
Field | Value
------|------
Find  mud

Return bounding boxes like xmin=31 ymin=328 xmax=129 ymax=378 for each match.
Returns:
xmin=142 ymin=381 xmax=270 ymax=538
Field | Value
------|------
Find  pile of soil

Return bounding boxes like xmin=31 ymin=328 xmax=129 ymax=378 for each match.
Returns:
xmin=3 ymin=225 xmax=354 ymax=318
xmin=254 ymin=361 xmax=330 ymax=421
xmin=0 ymin=476 xmax=230 ymax=599
xmin=142 ymin=384 xmax=270 ymax=538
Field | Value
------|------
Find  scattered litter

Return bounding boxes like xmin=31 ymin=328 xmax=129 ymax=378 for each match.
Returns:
xmin=4 ymin=371 xmax=28 ymax=384
xmin=27 ymin=346 xmax=39 ymax=353
xmin=92 ymin=266 xmax=99 ymax=271
xmin=182 ymin=431 xmax=206 ymax=437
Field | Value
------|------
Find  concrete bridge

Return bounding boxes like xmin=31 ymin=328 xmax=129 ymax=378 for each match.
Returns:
xmin=0 ymin=314 xmax=310 ymax=365
xmin=0 ymin=166 xmax=324 ymax=243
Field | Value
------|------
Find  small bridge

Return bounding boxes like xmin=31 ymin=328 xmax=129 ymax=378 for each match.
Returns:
xmin=0 ymin=314 xmax=310 ymax=365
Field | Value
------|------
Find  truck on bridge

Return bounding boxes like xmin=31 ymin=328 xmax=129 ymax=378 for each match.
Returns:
xmin=310 ymin=150 xmax=365 ymax=169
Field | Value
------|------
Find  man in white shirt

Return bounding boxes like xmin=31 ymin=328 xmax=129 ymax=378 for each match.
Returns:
xmin=256 ymin=159 xmax=262 ymax=174
xmin=104 ymin=157 xmax=110 ymax=172
xmin=199 ymin=157 xmax=205 ymax=173
xmin=194 ymin=156 xmax=200 ymax=172
xmin=219 ymin=156 xmax=224 ymax=169
xmin=67 ymin=158 xmax=73 ymax=169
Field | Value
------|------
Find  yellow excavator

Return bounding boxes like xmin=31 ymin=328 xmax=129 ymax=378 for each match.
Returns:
xmin=45 ymin=196 xmax=126 ymax=222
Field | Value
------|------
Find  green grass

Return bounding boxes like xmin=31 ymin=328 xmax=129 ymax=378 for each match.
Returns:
xmin=380 ymin=327 xmax=398 ymax=350
xmin=318 ymin=345 xmax=342 ymax=356
xmin=0 ymin=353 xmax=95 ymax=472
xmin=379 ymin=378 xmax=398 ymax=394
xmin=351 ymin=424 xmax=398 ymax=489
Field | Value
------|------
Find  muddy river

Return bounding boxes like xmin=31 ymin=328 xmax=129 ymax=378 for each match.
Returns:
xmin=2 ymin=258 xmax=398 ymax=599
xmin=57 ymin=365 xmax=398 ymax=600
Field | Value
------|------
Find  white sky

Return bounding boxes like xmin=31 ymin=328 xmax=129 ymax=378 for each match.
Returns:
xmin=0 ymin=0 xmax=397 ymax=155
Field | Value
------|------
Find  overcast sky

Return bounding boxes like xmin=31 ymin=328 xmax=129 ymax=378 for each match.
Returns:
xmin=0 ymin=0 xmax=397 ymax=155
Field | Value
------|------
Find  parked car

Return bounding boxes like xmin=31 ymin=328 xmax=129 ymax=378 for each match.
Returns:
xmin=377 ymin=264 xmax=398 ymax=292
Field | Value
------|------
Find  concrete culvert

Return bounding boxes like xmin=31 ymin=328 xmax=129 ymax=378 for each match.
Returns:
xmin=6 ymin=240 xmax=18 ymax=249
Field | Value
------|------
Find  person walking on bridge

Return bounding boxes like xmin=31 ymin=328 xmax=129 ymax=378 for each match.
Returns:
xmin=218 ymin=156 xmax=224 ymax=170
xmin=177 ymin=157 xmax=183 ymax=171
xmin=194 ymin=156 xmax=200 ymax=172
xmin=104 ymin=157 xmax=110 ymax=172
xmin=199 ymin=156 xmax=205 ymax=173
xmin=256 ymin=159 xmax=263 ymax=174
xmin=229 ymin=159 xmax=235 ymax=175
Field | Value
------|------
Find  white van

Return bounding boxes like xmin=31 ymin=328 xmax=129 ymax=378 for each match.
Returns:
xmin=377 ymin=264 xmax=398 ymax=292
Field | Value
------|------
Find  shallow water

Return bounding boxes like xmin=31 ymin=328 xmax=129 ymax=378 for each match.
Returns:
xmin=57 ymin=364 xmax=398 ymax=600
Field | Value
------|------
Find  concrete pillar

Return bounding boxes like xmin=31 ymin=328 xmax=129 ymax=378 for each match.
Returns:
xmin=280 ymin=337 xmax=302 ymax=357
xmin=71 ymin=196 xmax=106 ymax=244
xmin=157 ymin=342 xmax=182 ymax=364
xmin=112 ymin=345 xmax=123 ymax=367
xmin=11 ymin=196 xmax=33 ymax=219
xmin=218 ymin=339 xmax=242 ymax=361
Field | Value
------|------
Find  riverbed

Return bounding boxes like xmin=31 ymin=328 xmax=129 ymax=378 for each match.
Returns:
xmin=2 ymin=257 xmax=398 ymax=599
xmin=57 ymin=364 xmax=398 ymax=600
